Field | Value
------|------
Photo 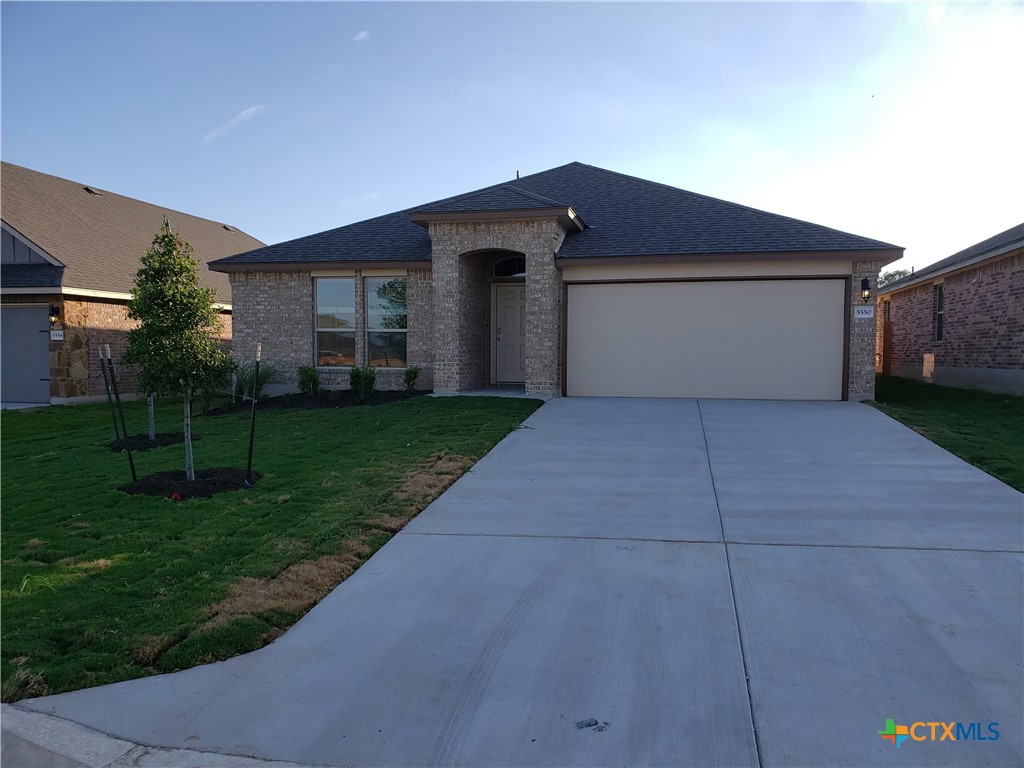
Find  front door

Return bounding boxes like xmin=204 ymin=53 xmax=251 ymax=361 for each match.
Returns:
xmin=494 ymin=285 xmax=526 ymax=382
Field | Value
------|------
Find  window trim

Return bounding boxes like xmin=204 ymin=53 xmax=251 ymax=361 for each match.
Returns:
xmin=314 ymin=276 xmax=357 ymax=368
xmin=365 ymin=276 xmax=408 ymax=369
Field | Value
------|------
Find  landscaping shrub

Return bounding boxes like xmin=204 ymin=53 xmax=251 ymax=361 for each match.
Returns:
xmin=403 ymin=366 xmax=421 ymax=396
xmin=298 ymin=365 xmax=320 ymax=396
xmin=234 ymin=362 xmax=276 ymax=401
xmin=349 ymin=365 xmax=377 ymax=403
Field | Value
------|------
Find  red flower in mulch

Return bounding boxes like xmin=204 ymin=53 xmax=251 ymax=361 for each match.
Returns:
xmin=170 ymin=492 xmax=183 ymax=502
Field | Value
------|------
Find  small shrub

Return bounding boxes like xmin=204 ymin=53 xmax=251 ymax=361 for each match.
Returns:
xmin=298 ymin=365 xmax=320 ymax=396
xmin=349 ymin=365 xmax=377 ymax=403
xmin=403 ymin=366 xmax=421 ymax=396
xmin=235 ymin=362 xmax=276 ymax=401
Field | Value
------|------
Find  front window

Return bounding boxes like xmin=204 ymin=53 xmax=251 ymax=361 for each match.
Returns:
xmin=366 ymin=277 xmax=407 ymax=367
xmin=316 ymin=278 xmax=356 ymax=366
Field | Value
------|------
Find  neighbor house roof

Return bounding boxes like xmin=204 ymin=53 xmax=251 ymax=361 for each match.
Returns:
xmin=878 ymin=223 xmax=1024 ymax=295
xmin=210 ymin=161 xmax=901 ymax=270
xmin=1 ymin=162 xmax=265 ymax=303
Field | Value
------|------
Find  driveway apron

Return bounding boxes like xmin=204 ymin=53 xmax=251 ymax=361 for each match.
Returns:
xmin=17 ymin=398 xmax=1023 ymax=767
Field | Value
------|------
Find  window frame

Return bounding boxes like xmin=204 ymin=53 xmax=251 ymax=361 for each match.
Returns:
xmin=314 ymin=277 xmax=357 ymax=367
xmin=365 ymin=276 xmax=408 ymax=369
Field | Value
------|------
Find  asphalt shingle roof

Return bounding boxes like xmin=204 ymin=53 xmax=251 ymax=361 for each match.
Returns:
xmin=1 ymin=162 xmax=265 ymax=302
xmin=211 ymin=162 xmax=900 ymax=268
xmin=880 ymin=222 xmax=1024 ymax=293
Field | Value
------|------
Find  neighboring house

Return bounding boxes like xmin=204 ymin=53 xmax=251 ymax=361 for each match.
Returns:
xmin=210 ymin=162 xmax=902 ymax=401
xmin=1 ymin=162 xmax=264 ymax=404
xmin=875 ymin=223 xmax=1024 ymax=396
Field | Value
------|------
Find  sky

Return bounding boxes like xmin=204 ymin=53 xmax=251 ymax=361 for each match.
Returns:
xmin=2 ymin=1 xmax=1021 ymax=273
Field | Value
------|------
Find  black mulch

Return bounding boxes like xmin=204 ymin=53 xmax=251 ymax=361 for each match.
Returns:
xmin=108 ymin=432 xmax=199 ymax=452
xmin=205 ymin=389 xmax=427 ymax=416
xmin=120 ymin=467 xmax=258 ymax=499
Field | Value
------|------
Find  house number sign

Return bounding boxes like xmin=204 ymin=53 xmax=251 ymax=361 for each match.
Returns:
xmin=854 ymin=306 xmax=874 ymax=319
xmin=50 ymin=329 xmax=64 ymax=341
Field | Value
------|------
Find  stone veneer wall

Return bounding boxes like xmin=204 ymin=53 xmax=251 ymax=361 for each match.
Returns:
xmin=876 ymin=251 xmax=1023 ymax=393
xmin=0 ymin=295 xmax=230 ymax=401
xmin=428 ymin=219 xmax=567 ymax=395
xmin=849 ymin=260 xmax=882 ymax=401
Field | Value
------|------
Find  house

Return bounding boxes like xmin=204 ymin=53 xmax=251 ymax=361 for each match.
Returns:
xmin=1 ymin=162 xmax=264 ymax=404
xmin=875 ymin=223 xmax=1024 ymax=396
xmin=210 ymin=162 xmax=902 ymax=401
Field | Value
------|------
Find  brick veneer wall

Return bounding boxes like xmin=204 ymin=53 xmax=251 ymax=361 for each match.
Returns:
xmin=229 ymin=271 xmax=313 ymax=387
xmin=849 ymin=260 xmax=882 ymax=401
xmin=229 ymin=269 xmax=433 ymax=392
xmin=876 ymin=251 xmax=1023 ymax=383
xmin=428 ymin=218 xmax=568 ymax=395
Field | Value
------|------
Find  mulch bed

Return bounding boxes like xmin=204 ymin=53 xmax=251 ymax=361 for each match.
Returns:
xmin=120 ymin=467 xmax=258 ymax=499
xmin=108 ymin=432 xmax=198 ymax=452
xmin=205 ymin=389 xmax=427 ymax=416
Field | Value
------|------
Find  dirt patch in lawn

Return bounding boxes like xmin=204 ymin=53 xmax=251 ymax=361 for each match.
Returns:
xmin=202 ymin=539 xmax=371 ymax=631
xmin=198 ymin=453 xmax=471 ymax=631
xmin=108 ymin=432 xmax=198 ymax=452
xmin=120 ymin=468 xmax=257 ymax=499
xmin=205 ymin=389 xmax=428 ymax=416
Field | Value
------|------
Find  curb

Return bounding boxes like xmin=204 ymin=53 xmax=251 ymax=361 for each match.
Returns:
xmin=1 ymin=705 xmax=317 ymax=768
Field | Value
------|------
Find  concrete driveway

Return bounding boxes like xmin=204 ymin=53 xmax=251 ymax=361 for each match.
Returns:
xmin=9 ymin=399 xmax=1023 ymax=767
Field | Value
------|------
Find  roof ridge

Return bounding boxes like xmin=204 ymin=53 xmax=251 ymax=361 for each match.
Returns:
xmin=570 ymin=162 xmax=899 ymax=249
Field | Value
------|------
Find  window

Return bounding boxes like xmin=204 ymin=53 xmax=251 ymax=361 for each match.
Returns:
xmin=934 ymin=284 xmax=944 ymax=342
xmin=494 ymin=256 xmax=526 ymax=278
xmin=316 ymin=278 xmax=356 ymax=366
xmin=366 ymin=277 xmax=407 ymax=367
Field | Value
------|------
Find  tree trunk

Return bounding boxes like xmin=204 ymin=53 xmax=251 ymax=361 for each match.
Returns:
xmin=184 ymin=394 xmax=195 ymax=482
xmin=147 ymin=394 xmax=156 ymax=441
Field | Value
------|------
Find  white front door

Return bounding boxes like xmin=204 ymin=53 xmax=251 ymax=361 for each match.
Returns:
xmin=494 ymin=285 xmax=526 ymax=382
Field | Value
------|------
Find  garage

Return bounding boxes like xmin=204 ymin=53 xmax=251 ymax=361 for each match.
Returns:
xmin=1 ymin=305 xmax=51 ymax=403
xmin=566 ymin=279 xmax=846 ymax=400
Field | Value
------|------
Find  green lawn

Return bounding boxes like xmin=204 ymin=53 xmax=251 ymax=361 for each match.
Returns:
xmin=1 ymin=395 xmax=541 ymax=701
xmin=871 ymin=375 xmax=1024 ymax=492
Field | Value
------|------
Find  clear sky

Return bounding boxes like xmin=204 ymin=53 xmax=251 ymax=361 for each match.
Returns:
xmin=2 ymin=1 xmax=1021 ymax=272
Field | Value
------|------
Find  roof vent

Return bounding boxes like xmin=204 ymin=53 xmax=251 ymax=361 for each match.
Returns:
xmin=222 ymin=224 xmax=233 ymax=232
xmin=83 ymin=186 xmax=103 ymax=196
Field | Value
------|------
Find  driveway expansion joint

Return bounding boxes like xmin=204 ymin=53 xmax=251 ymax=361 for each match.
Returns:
xmin=697 ymin=398 xmax=764 ymax=768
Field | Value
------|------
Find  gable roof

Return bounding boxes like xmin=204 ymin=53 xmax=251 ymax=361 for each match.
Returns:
xmin=1 ymin=162 xmax=265 ymax=303
xmin=879 ymin=223 xmax=1024 ymax=294
xmin=211 ymin=161 xmax=900 ymax=269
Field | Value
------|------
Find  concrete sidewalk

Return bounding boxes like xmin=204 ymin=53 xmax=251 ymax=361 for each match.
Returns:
xmin=5 ymin=399 xmax=1022 ymax=767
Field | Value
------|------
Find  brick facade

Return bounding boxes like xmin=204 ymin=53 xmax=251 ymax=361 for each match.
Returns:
xmin=229 ymin=268 xmax=434 ymax=392
xmin=876 ymin=251 xmax=1024 ymax=394
xmin=427 ymin=218 xmax=568 ymax=395
xmin=849 ymin=260 xmax=882 ymax=401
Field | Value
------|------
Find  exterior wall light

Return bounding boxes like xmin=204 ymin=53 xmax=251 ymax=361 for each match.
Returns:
xmin=48 ymin=304 xmax=62 ymax=325
xmin=860 ymin=278 xmax=871 ymax=303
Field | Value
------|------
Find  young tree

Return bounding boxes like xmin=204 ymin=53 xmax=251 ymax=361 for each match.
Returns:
xmin=125 ymin=221 xmax=233 ymax=481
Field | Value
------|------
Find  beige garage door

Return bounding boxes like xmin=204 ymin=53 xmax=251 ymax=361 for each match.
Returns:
xmin=566 ymin=279 xmax=846 ymax=399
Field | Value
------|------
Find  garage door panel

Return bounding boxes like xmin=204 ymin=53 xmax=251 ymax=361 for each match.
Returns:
xmin=567 ymin=280 xmax=845 ymax=400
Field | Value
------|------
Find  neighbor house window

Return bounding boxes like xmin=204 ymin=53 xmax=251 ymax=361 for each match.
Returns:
xmin=933 ymin=284 xmax=944 ymax=342
xmin=316 ymin=278 xmax=356 ymax=366
xmin=366 ymin=277 xmax=407 ymax=367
